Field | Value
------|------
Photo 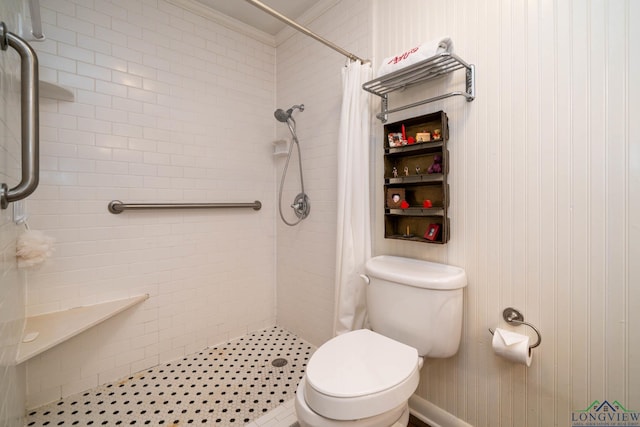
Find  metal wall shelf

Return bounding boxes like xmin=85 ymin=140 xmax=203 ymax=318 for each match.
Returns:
xmin=363 ymin=52 xmax=475 ymax=122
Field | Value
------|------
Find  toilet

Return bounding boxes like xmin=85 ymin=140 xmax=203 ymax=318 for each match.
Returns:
xmin=295 ymin=255 xmax=467 ymax=427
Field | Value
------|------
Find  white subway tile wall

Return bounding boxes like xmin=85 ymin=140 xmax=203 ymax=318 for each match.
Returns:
xmin=0 ymin=2 xmax=28 ymax=426
xmin=24 ymin=0 xmax=278 ymax=409
xmin=274 ymin=0 xmax=372 ymax=348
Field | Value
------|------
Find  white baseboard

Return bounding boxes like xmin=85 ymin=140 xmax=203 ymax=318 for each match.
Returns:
xmin=409 ymin=394 xmax=473 ymax=427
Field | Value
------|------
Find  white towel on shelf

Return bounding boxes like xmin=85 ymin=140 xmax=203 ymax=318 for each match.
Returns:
xmin=377 ymin=37 xmax=453 ymax=77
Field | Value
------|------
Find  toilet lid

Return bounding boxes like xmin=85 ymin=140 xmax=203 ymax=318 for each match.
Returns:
xmin=306 ymin=329 xmax=419 ymax=398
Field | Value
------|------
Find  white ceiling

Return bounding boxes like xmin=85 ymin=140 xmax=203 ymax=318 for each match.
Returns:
xmin=194 ymin=0 xmax=322 ymax=36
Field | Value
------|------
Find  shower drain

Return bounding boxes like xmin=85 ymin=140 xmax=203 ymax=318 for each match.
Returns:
xmin=271 ymin=358 xmax=288 ymax=367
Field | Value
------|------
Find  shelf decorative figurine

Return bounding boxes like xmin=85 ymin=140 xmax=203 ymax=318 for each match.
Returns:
xmin=427 ymin=155 xmax=442 ymax=174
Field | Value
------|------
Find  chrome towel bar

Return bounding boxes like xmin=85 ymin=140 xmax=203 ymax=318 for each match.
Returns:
xmin=108 ymin=200 xmax=262 ymax=214
xmin=1 ymin=22 xmax=40 ymax=209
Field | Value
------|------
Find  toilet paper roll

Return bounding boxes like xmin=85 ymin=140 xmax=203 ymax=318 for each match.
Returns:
xmin=492 ymin=328 xmax=532 ymax=366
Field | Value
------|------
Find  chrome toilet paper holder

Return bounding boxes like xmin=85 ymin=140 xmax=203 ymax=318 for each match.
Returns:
xmin=489 ymin=307 xmax=542 ymax=350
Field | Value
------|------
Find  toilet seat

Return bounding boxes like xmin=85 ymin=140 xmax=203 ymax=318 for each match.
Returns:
xmin=296 ymin=379 xmax=410 ymax=427
xmin=304 ymin=329 xmax=421 ymax=420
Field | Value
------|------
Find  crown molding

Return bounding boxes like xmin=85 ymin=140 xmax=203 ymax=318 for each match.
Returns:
xmin=274 ymin=0 xmax=340 ymax=46
xmin=166 ymin=0 xmax=341 ymax=48
xmin=166 ymin=0 xmax=276 ymax=46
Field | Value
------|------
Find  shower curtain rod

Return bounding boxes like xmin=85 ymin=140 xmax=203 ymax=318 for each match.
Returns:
xmin=243 ymin=0 xmax=370 ymax=64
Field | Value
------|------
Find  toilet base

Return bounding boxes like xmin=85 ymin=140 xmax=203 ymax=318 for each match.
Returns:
xmin=295 ymin=379 xmax=410 ymax=427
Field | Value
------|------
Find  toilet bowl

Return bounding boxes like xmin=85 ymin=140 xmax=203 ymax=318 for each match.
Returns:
xmin=295 ymin=329 xmax=422 ymax=427
xmin=295 ymin=382 xmax=410 ymax=427
xmin=295 ymin=256 xmax=467 ymax=427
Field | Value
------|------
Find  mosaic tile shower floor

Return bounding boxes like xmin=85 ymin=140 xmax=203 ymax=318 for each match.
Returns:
xmin=26 ymin=326 xmax=314 ymax=426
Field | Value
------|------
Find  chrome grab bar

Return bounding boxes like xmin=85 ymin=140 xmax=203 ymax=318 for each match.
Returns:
xmin=1 ymin=22 xmax=39 ymax=209
xmin=108 ymin=200 xmax=262 ymax=214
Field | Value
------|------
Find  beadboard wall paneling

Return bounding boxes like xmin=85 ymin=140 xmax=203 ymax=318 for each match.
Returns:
xmin=629 ymin=0 xmax=640 ymax=412
xmin=372 ymin=1 xmax=637 ymax=426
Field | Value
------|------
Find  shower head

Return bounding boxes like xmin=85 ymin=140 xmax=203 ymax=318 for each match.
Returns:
xmin=274 ymin=109 xmax=290 ymax=122
xmin=274 ymin=104 xmax=304 ymax=122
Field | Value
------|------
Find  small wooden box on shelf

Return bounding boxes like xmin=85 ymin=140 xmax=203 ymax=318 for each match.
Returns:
xmin=383 ymin=111 xmax=449 ymax=244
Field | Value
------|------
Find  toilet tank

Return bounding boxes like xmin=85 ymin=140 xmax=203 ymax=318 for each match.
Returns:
xmin=364 ymin=255 xmax=467 ymax=358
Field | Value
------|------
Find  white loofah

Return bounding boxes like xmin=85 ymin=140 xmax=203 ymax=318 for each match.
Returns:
xmin=16 ymin=230 xmax=55 ymax=268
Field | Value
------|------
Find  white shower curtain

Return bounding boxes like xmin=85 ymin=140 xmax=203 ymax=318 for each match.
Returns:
xmin=333 ymin=60 xmax=373 ymax=336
